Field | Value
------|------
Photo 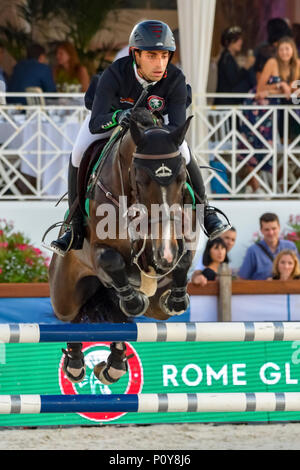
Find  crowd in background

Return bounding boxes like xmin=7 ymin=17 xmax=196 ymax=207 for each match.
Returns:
xmin=0 ymin=18 xmax=299 ymax=289
xmin=0 ymin=40 xmax=90 ymax=97
xmin=191 ymin=212 xmax=300 ymax=287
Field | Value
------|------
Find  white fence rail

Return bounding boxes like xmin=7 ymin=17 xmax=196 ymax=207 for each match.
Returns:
xmin=0 ymin=92 xmax=299 ymax=200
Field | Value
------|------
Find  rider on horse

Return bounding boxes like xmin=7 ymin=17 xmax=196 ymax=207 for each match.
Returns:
xmin=50 ymin=19 xmax=231 ymax=256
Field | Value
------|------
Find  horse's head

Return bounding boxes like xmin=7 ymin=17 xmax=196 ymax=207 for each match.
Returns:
xmin=128 ymin=111 xmax=192 ymax=272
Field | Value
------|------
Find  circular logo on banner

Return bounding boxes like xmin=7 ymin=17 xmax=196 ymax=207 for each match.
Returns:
xmin=59 ymin=342 xmax=143 ymax=423
xmin=147 ymin=95 xmax=165 ymax=112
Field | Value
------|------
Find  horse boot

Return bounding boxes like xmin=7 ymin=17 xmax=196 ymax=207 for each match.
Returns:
xmin=93 ymin=342 xmax=133 ymax=385
xmin=62 ymin=342 xmax=86 ymax=383
xmin=50 ymin=157 xmax=85 ymax=256
xmin=186 ymin=154 xmax=231 ymax=240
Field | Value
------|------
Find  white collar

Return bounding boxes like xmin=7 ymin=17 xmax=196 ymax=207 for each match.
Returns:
xmin=133 ymin=63 xmax=157 ymax=89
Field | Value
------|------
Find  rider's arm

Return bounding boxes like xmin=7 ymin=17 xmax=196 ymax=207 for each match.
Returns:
xmin=89 ymin=68 xmax=121 ymax=134
xmin=164 ymin=74 xmax=188 ymax=131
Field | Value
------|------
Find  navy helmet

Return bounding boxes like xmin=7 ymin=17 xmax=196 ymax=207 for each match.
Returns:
xmin=129 ymin=20 xmax=176 ymax=52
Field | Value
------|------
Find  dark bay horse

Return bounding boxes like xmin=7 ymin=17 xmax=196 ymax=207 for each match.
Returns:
xmin=48 ymin=108 xmax=199 ymax=382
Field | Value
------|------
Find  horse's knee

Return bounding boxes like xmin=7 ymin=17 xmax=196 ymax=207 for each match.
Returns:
xmin=97 ymin=248 xmax=125 ymax=272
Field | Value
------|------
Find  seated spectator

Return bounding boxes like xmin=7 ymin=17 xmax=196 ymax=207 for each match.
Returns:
xmin=215 ymin=26 xmax=255 ymax=105
xmin=53 ymin=41 xmax=89 ymax=92
xmin=7 ymin=43 xmax=56 ymax=104
xmin=192 ymin=237 xmax=229 ymax=284
xmin=269 ymin=249 xmax=300 ymax=280
xmin=238 ymin=36 xmax=300 ymax=194
xmin=239 ymin=212 xmax=299 ymax=280
xmin=191 ymin=227 xmax=236 ymax=286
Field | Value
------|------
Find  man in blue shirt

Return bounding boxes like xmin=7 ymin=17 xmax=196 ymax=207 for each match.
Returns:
xmin=8 ymin=43 xmax=56 ymax=104
xmin=239 ymin=212 xmax=299 ymax=280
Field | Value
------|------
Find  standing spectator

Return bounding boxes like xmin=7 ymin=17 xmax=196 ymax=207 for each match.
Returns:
xmin=238 ymin=213 xmax=299 ymax=280
xmin=269 ymin=249 xmax=300 ymax=280
xmin=53 ymin=41 xmax=89 ymax=92
xmin=191 ymin=232 xmax=233 ymax=285
xmin=215 ymin=26 xmax=255 ymax=105
xmin=7 ymin=43 xmax=56 ymax=104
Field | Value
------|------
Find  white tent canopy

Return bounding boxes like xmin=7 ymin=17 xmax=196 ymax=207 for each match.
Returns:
xmin=177 ymin=0 xmax=216 ymax=157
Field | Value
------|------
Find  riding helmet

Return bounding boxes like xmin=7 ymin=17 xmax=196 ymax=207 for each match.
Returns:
xmin=129 ymin=20 xmax=176 ymax=52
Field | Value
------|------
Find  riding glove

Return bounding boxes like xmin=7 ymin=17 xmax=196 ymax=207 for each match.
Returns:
xmin=117 ymin=109 xmax=132 ymax=127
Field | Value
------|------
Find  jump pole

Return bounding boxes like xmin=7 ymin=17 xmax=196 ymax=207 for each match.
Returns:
xmin=1 ymin=322 xmax=300 ymax=343
xmin=1 ymin=393 xmax=300 ymax=414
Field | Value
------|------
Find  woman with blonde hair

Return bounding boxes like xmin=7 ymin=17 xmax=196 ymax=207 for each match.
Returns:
xmin=256 ymin=36 xmax=300 ymax=98
xmin=53 ymin=41 xmax=89 ymax=92
xmin=238 ymin=36 xmax=300 ymax=194
xmin=271 ymin=249 xmax=300 ymax=280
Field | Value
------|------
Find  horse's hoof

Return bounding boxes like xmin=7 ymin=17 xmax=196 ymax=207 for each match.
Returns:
xmin=119 ymin=293 xmax=150 ymax=317
xmin=94 ymin=361 xmax=113 ymax=385
xmin=159 ymin=289 xmax=190 ymax=316
xmin=62 ymin=350 xmax=86 ymax=384
xmin=94 ymin=342 xmax=131 ymax=385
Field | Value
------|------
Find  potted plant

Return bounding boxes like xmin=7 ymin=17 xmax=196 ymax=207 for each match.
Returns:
xmin=0 ymin=218 xmax=49 ymax=283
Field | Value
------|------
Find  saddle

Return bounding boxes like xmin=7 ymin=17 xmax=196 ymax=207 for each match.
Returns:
xmin=77 ymin=127 xmax=123 ymax=217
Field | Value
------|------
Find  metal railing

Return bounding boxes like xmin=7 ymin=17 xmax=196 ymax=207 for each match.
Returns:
xmin=191 ymin=92 xmax=300 ymax=199
xmin=0 ymin=91 xmax=299 ymax=200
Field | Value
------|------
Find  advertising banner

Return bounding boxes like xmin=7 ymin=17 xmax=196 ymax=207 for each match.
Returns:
xmin=1 ymin=341 xmax=300 ymax=426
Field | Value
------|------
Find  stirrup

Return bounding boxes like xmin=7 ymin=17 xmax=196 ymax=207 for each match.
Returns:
xmin=41 ymin=221 xmax=74 ymax=257
xmin=203 ymin=205 xmax=231 ymax=240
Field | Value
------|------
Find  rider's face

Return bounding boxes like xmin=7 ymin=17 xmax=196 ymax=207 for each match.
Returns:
xmin=135 ymin=50 xmax=170 ymax=82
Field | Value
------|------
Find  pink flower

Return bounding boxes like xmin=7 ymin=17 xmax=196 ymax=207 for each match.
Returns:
xmin=16 ymin=244 xmax=29 ymax=251
xmin=32 ymin=247 xmax=42 ymax=255
xmin=0 ymin=242 xmax=8 ymax=248
xmin=0 ymin=268 xmax=2 ymax=274
xmin=25 ymin=257 xmax=33 ymax=266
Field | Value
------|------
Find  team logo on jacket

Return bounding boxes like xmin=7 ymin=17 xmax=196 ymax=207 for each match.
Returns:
xmin=59 ymin=342 xmax=143 ymax=423
xmin=147 ymin=95 xmax=165 ymax=112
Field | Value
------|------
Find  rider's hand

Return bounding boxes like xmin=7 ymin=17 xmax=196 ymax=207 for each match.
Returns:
xmin=117 ymin=109 xmax=132 ymax=127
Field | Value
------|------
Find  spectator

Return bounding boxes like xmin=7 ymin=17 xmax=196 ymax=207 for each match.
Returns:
xmin=238 ymin=213 xmax=299 ymax=280
xmin=7 ymin=43 xmax=56 ymax=104
xmin=269 ymin=249 xmax=300 ymax=280
xmin=215 ymin=26 xmax=255 ymax=105
xmin=192 ymin=227 xmax=236 ymax=286
xmin=238 ymin=36 xmax=300 ymax=194
xmin=253 ymin=18 xmax=293 ymax=74
xmin=192 ymin=237 xmax=229 ymax=284
xmin=53 ymin=41 xmax=89 ymax=92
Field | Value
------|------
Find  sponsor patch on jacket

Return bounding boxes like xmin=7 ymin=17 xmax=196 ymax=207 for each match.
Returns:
xmin=120 ymin=97 xmax=135 ymax=105
xmin=147 ymin=95 xmax=165 ymax=112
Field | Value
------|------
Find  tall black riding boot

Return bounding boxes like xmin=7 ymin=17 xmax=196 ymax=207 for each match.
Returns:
xmin=50 ymin=157 xmax=85 ymax=256
xmin=186 ymin=153 xmax=231 ymax=240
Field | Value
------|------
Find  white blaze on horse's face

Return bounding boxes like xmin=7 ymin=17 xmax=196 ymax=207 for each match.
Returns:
xmin=160 ymin=187 xmax=173 ymax=264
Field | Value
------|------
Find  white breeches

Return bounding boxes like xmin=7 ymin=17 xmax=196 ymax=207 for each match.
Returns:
xmin=71 ymin=112 xmax=191 ymax=167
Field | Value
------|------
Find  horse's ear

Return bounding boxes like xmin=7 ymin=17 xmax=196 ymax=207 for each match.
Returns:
xmin=170 ymin=116 xmax=193 ymax=147
xmin=130 ymin=119 xmax=144 ymax=146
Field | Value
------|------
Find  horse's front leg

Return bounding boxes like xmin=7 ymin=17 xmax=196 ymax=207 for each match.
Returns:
xmin=94 ymin=245 xmax=149 ymax=317
xmin=159 ymin=249 xmax=193 ymax=316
